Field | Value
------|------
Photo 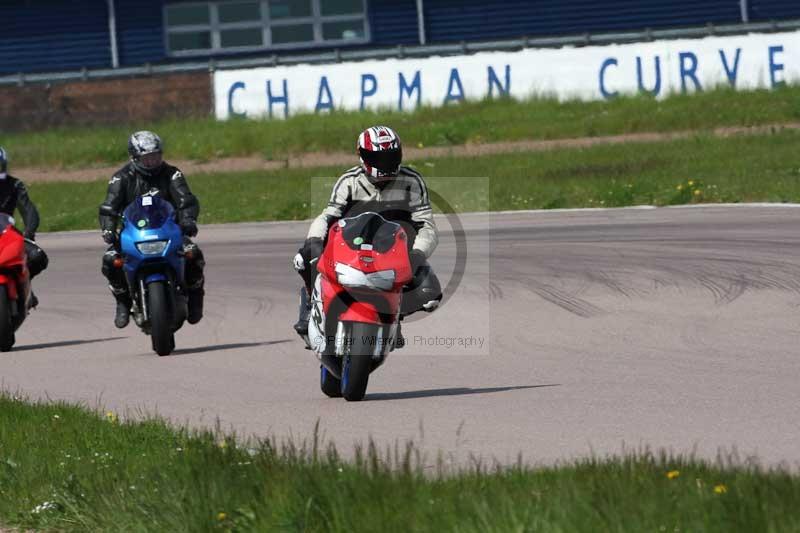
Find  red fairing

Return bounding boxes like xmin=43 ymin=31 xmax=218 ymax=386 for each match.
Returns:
xmin=0 ymin=226 xmax=28 ymax=301
xmin=318 ymin=220 xmax=412 ymax=325
xmin=0 ymin=229 xmax=25 ymax=269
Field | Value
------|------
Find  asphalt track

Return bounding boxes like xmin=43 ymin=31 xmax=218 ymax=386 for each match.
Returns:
xmin=2 ymin=205 xmax=800 ymax=469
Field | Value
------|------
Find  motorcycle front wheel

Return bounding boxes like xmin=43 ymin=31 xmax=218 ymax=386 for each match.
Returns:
xmin=147 ymin=281 xmax=174 ymax=356
xmin=341 ymin=322 xmax=383 ymax=402
xmin=320 ymin=365 xmax=342 ymax=398
xmin=0 ymin=285 xmax=14 ymax=352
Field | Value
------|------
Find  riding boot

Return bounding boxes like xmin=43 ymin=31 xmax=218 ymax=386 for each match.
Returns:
xmin=395 ymin=321 xmax=405 ymax=350
xmin=187 ymin=286 xmax=204 ymax=325
xmin=293 ymin=287 xmax=311 ymax=335
xmin=29 ymin=290 xmax=39 ymax=310
xmin=113 ymin=291 xmax=132 ymax=329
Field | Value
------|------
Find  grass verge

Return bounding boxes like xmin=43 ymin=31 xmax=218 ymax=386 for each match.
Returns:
xmin=0 ymin=394 xmax=798 ymax=532
xmin=28 ymin=129 xmax=800 ymax=233
xmin=4 ymin=86 xmax=800 ymax=169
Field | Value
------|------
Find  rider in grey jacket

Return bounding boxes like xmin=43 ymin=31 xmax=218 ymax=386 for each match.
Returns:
xmin=293 ymin=126 xmax=442 ymax=337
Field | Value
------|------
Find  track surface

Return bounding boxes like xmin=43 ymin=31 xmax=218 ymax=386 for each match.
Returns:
xmin=2 ymin=206 xmax=800 ymax=469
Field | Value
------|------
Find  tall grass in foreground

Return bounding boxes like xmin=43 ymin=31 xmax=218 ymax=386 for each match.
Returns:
xmin=27 ymin=129 xmax=800 ymax=232
xmin=4 ymin=85 xmax=800 ymax=168
xmin=0 ymin=394 xmax=798 ymax=532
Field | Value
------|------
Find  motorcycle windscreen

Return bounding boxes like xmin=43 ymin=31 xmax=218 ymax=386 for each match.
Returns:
xmin=123 ymin=195 xmax=175 ymax=230
xmin=340 ymin=212 xmax=402 ymax=253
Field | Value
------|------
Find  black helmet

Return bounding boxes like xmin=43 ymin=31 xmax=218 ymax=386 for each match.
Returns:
xmin=128 ymin=131 xmax=164 ymax=176
xmin=0 ymin=146 xmax=8 ymax=176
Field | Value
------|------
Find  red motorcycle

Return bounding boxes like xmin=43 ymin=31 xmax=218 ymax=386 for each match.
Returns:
xmin=0 ymin=214 xmax=31 ymax=351
xmin=304 ymin=212 xmax=413 ymax=401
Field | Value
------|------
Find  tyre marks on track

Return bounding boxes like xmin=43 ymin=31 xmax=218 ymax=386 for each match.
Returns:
xmin=526 ymin=281 xmax=605 ymax=318
xmin=494 ymin=247 xmax=800 ymax=317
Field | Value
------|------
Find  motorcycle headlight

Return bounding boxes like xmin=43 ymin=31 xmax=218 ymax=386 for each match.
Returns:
xmin=335 ymin=263 xmax=396 ymax=291
xmin=135 ymin=240 xmax=168 ymax=255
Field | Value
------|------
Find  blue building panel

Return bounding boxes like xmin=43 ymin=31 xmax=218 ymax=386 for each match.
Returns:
xmin=750 ymin=0 xmax=800 ymax=20
xmin=116 ymin=0 xmax=168 ymax=66
xmin=4 ymin=0 xmax=800 ymax=75
xmin=0 ymin=0 xmax=111 ymax=74
xmin=368 ymin=0 xmax=419 ymax=45
xmin=423 ymin=0 xmax=741 ymax=43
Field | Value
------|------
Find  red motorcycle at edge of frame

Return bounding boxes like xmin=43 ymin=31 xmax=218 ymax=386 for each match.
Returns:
xmin=0 ymin=213 xmax=31 ymax=352
xmin=302 ymin=212 xmax=414 ymax=401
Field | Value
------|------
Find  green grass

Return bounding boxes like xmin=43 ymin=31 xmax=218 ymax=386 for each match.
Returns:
xmin=0 ymin=394 xmax=798 ymax=532
xmin=27 ymin=129 xmax=800 ymax=233
xmin=4 ymin=86 xmax=800 ymax=169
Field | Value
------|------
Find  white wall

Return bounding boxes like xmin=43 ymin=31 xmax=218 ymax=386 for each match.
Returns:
xmin=214 ymin=30 xmax=800 ymax=119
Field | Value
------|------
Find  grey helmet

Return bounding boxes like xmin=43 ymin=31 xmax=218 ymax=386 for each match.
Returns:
xmin=128 ymin=131 xmax=164 ymax=176
xmin=0 ymin=146 xmax=8 ymax=176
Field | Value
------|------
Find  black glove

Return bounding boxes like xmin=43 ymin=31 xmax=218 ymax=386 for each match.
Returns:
xmin=300 ymin=237 xmax=325 ymax=263
xmin=410 ymin=250 xmax=427 ymax=274
xmin=23 ymin=231 xmax=35 ymax=241
xmin=102 ymin=229 xmax=116 ymax=245
xmin=181 ymin=220 xmax=199 ymax=237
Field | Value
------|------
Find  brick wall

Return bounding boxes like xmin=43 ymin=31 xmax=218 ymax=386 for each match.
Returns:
xmin=0 ymin=72 xmax=212 ymax=131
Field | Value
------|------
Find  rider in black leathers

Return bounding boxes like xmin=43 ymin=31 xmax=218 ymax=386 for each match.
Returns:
xmin=99 ymin=131 xmax=205 ymax=328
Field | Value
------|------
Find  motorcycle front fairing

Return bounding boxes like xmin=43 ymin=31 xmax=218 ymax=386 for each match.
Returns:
xmin=0 ymin=214 xmax=31 ymax=319
xmin=0 ymin=227 xmax=26 ymax=301
xmin=120 ymin=196 xmax=185 ymax=289
xmin=311 ymin=212 xmax=413 ymax=371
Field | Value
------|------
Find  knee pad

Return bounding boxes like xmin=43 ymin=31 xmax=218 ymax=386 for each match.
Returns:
xmin=183 ymin=242 xmax=205 ymax=268
xmin=402 ymin=266 xmax=442 ymax=315
xmin=101 ymin=250 xmax=120 ymax=278
xmin=25 ymin=241 xmax=48 ymax=277
xmin=183 ymin=243 xmax=205 ymax=289
xmin=101 ymin=250 xmax=127 ymax=290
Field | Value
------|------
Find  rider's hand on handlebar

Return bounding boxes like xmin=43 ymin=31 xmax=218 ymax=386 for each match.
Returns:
xmin=293 ymin=238 xmax=324 ymax=273
xmin=292 ymin=252 xmax=305 ymax=272
xmin=181 ymin=220 xmax=199 ymax=237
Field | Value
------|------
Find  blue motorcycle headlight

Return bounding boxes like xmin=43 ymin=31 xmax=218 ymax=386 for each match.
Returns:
xmin=135 ymin=240 xmax=168 ymax=255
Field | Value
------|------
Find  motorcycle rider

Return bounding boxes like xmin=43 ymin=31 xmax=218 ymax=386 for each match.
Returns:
xmin=99 ymin=131 xmax=205 ymax=328
xmin=293 ymin=126 xmax=442 ymax=341
xmin=0 ymin=147 xmax=48 ymax=307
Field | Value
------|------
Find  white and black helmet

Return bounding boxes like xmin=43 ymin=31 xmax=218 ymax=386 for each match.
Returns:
xmin=128 ymin=131 xmax=164 ymax=175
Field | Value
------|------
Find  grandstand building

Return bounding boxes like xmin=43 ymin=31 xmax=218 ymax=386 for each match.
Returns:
xmin=2 ymin=0 xmax=799 ymax=75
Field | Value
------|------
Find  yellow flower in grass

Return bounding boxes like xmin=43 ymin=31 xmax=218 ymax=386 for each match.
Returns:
xmin=217 ymin=512 xmax=227 ymax=521
xmin=688 ymin=180 xmax=695 ymax=186
xmin=666 ymin=470 xmax=680 ymax=479
xmin=105 ymin=411 xmax=118 ymax=423
xmin=693 ymin=189 xmax=703 ymax=196
xmin=676 ymin=185 xmax=684 ymax=191
xmin=714 ymin=484 xmax=728 ymax=494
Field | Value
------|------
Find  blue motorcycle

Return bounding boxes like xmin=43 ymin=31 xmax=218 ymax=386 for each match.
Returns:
xmin=102 ymin=194 xmax=188 ymax=356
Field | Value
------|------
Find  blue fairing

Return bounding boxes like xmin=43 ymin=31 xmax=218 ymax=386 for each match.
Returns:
xmin=119 ymin=195 xmax=185 ymax=287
